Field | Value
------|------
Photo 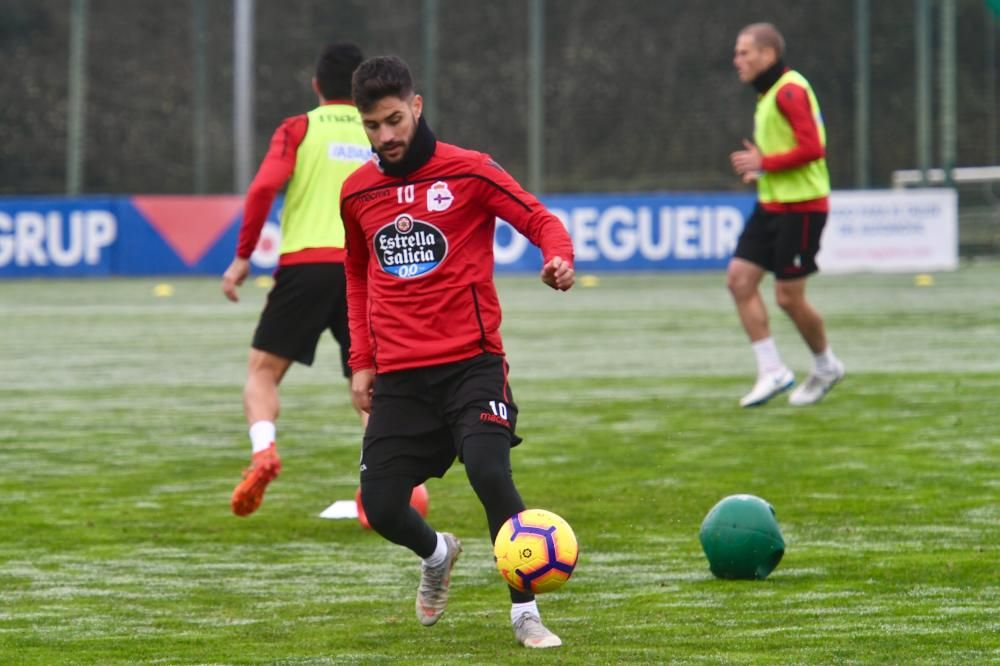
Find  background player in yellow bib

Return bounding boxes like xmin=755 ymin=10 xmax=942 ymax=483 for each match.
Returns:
xmin=727 ymin=23 xmax=845 ymax=408
xmin=221 ymin=43 xmax=370 ymax=516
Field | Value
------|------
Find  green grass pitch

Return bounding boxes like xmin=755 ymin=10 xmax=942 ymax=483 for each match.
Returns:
xmin=1 ymin=263 xmax=998 ymax=664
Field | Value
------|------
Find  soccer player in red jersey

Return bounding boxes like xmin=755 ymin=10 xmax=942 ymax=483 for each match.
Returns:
xmin=221 ymin=43 xmax=370 ymax=517
xmin=340 ymin=55 xmax=574 ymax=648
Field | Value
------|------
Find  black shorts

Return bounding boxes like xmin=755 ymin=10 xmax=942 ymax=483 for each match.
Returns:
xmin=734 ymin=206 xmax=827 ymax=280
xmin=252 ymin=262 xmax=351 ymax=375
xmin=360 ymin=353 xmax=522 ymax=483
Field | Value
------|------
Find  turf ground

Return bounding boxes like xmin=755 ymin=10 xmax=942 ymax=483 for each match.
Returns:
xmin=1 ymin=262 xmax=998 ymax=665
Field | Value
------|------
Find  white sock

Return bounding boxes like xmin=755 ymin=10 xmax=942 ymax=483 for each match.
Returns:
xmin=511 ymin=600 xmax=539 ymax=624
xmin=249 ymin=421 xmax=276 ymax=454
xmin=751 ymin=337 xmax=785 ymax=376
xmin=422 ymin=532 xmax=447 ymax=568
xmin=813 ymin=347 xmax=837 ymax=374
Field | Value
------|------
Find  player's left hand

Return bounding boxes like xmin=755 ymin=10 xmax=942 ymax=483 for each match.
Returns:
xmin=541 ymin=256 xmax=574 ymax=291
xmin=730 ymin=138 xmax=763 ymax=176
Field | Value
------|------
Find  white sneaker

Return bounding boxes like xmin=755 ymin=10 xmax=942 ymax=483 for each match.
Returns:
xmin=415 ymin=533 xmax=462 ymax=626
xmin=789 ymin=360 xmax=845 ymax=406
xmin=513 ymin=613 xmax=562 ymax=648
xmin=739 ymin=368 xmax=795 ymax=407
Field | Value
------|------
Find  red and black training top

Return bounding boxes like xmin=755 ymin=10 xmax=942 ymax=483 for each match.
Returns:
xmin=754 ymin=63 xmax=829 ymax=214
xmin=236 ymin=100 xmax=358 ymax=264
xmin=340 ymin=128 xmax=573 ymax=375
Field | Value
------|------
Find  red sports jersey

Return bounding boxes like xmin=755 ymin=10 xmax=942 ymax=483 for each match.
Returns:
xmin=340 ymin=142 xmax=574 ymax=374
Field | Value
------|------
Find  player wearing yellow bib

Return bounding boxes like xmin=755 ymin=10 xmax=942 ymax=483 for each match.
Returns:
xmin=727 ymin=23 xmax=845 ymax=408
xmin=221 ymin=43 xmax=370 ymax=516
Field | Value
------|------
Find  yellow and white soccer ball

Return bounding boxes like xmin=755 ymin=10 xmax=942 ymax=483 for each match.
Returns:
xmin=494 ymin=508 xmax=579 ymax=594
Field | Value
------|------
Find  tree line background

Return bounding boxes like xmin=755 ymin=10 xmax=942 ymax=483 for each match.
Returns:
xmin=1 ymin=0 xmax=997 ymax=198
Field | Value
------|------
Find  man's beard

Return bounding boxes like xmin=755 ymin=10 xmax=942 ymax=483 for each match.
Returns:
xmin=379 ymin=114 xmax=417 ymax=163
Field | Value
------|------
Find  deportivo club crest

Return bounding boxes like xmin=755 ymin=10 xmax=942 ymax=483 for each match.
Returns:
xmin=426 ymin=181 xmax=454 ymax=212
xmin=373 ymin=214 xmax=449 ymax=279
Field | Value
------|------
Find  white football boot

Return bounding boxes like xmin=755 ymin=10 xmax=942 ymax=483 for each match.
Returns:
xmin=739 ymin=367 xmax=795 ymax=407
xmin=789 ymin=360 xmax=845 ymax=406
xmin=513 ymin=613 xmax=562 ymax=648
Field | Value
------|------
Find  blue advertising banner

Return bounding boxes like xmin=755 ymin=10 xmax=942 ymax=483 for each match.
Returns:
xmin=0 ymin=195 xmax=248 ymax=278
xmin=496 ymin=192 xmax=755 ymax=272
xmin=0 ymin=192 xmax=755 ymax=278
xmin=0 ymin=197 xmax=119 ymax=277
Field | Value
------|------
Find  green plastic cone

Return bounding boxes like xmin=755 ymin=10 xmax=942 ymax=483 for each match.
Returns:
xmin=699 ymin=494 xmax=785 ymax=580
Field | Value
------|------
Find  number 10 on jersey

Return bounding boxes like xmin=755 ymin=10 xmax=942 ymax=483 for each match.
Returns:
xmin=397 ymin=185 xmax=415 ymax=203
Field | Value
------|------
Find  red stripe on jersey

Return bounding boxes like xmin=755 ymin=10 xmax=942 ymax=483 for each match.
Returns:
xmin=279 ymin=247 xmax=346 ymax=265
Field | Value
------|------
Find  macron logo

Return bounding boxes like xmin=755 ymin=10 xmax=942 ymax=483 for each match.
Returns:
xmin=479 ymin=412 xmax=510 ymax=428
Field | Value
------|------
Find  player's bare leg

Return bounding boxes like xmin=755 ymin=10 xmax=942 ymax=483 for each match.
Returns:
xmin=231 ymin=350 xmax=292 ymax=516
xmin=244 ymin=349 xmax=292 ymax=424
xmin=727 ymin=258 xmax=770 ymax=342
xmin=727 ymin=259 xmax=794 ymax=406
xmin=775 ymin=278 xmax=845 ymax=405
xmin=774 ymin=278 xmax=826 ymax=353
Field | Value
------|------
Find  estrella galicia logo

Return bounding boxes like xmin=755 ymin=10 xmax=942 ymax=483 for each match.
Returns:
xmin=374 ymin=214 xmax=448 ymax=279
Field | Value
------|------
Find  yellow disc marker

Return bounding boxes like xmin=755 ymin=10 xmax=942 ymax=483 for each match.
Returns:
xmin=914 ymin=274 xmax=935 ymax=287
xmin=152 ymin=283 xmax=175 ymax=297
xmin=579 ymin=274 xmax=600 ymax=288
xmin=254 ymin=276 xmax=274 ymax=289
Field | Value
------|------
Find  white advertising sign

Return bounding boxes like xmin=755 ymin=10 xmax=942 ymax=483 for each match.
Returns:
xmin=818 ymin=189 xmax=958 ymax=273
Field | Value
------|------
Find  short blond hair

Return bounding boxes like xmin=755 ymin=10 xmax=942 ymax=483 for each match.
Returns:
xmin=740 ymin=23 xmax=785 ymax=59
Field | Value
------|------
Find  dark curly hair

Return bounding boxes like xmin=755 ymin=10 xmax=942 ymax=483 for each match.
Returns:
xmin=351 ymin=55 xmax=414 ymax=112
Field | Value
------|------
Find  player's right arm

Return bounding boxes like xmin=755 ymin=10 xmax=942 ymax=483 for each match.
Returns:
xmin=341 ymin=189 xmax=375 ymax=379
xmin=222 ymin=115 xmax=305 ymax=302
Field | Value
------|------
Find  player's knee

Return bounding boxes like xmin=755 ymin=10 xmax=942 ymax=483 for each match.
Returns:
xmin=464 ymin=439 xmax=514 ymax=497
xmin=725 ymin=271 xmax=740 ymax=296
xmin=726 ymin=270 xmax=755 ymax=300
xmin=247 ymin=350 xmax=290 ymax=383
xmin=774 ymin=286 xmax=803 ymax=312
xmin=467 ymin=460 xmax=511 ymax=497
xmin=360 ymin=484 xmax=409 ymax=534
xmin=362 ymin=505 xmax=399 ymax=535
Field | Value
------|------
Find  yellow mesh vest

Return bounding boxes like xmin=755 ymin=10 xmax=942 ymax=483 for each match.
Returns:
xmin=754 ymin=70 xmax=830 ymax=204
xmin=279 ymin=103 xmax=371 ymax=255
